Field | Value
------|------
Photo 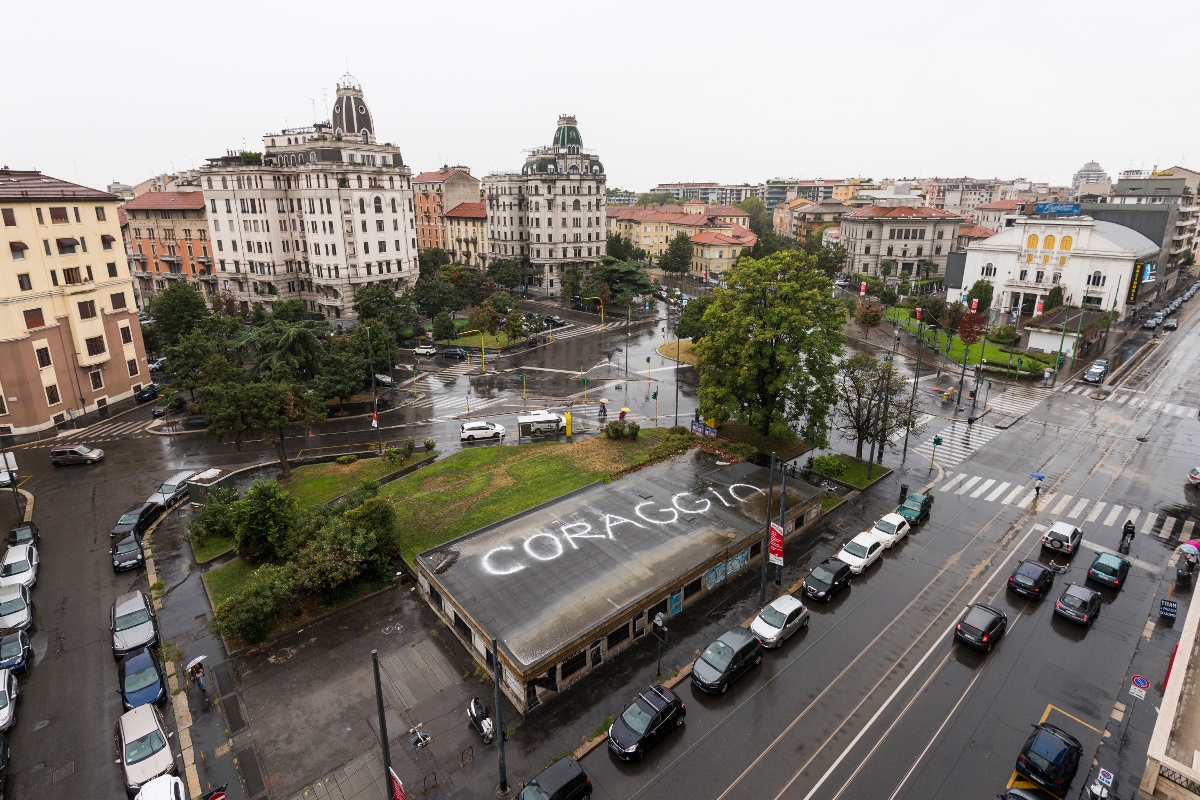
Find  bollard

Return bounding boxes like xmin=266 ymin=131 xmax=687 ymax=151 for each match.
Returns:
xmin=899 ymin=483 xmax=909 ymax=504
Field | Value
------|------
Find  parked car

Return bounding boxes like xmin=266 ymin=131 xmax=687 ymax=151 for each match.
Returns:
xmin=607 ymin=685 xmax=685 ymax=761
xmin=111 ymin=503 xmax=162 ymax=540
xmin=134 ymin=775 xmax=188 ymax=800
xmin=1053 ymin=583 xmax=1102 ymax=626
xmin=1189 ymin=466 xmax=1200 ymax=486
xmin=518 ymin=410 xmax=564 ymax=436
xmin=517 ymin=756 xmax=590 ymax=800
xmin=151 ymin=396 xmax=187 ymax=418
xmin=1081 ymin=365 xmax=1106 ymax=384
xmin=835 ymin=532 xmax=885 ymax=574
xmin=0 ymin=671 xmax=17 ymax=733
xmin=413 ymin=344 xmax=437 ymax=356
xmin=50 ymin=444 xmax=104 ymax=466
xmin=1015 ymin=722 xmax=1082 ymax=793
xmin=1087 ymin=552 xmax=1131 ymax=589
xmin=6 ymin=523 xmax=38 ymax=548
xmin=1007 ymin=560 xmax=1055 ymax=599
xmin=1041 ymin=521 xmax=1082 ymax=555
xmin=112 ymin=534 xmax=146 ymax=573
xmin=691 ymin=627 xmax=763 ymax=694
xmin=0 ymin=586 xmax=33 ymax=633
xmin=111 ymin=591 xmax=159 ymax=658
xmin=440 ymin=347 xmax=468 ymax=360
xmin=1164 ymin=318 xmax=1179 ymax=330
xmin=146 ymin=470 xmax=198 ymax=510
xmin=147 ymin=358 xmax=165 ymax=372
xmin=868 ymin=513 xmax=910 ymax=548
xmin=954 ymin=603 xmax=1008 ymax=652
xmin=750 ymin=595 xmax=809 ymax=648
xmin=544 ymin=315 xmax=567 ymax=328
xmin=802 ymin=558 xmax=853 ymax=602
xmin=0 ymin=632 xmax=31 ymax=674
xmin=118 ymin=647 xmax=168 ymax=711
xmin=0 ymin=472 xmax=11 ymax=489
xmin=373 ymin=373 xmax=395 ymax=387
xmin=1143 ymin=318 xmax=1159 ymax=329
xmin=460 ymin=421 xmax=505 ymax=442
xmin=0 ymin=545 xmax=38 ymax=590
xmin=134 ymin=384 xmax=160 ymax=403
xmin=115 ymin=704 xmax=176 ymax=795
xmin=896 ymin=492 xmax=934 ymax=525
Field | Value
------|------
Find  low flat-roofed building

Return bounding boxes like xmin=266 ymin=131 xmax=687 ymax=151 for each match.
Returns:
xmin=415 ymin=451 xmax=822 ymax=713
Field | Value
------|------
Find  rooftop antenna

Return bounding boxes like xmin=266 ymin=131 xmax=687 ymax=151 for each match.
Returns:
xmin=310 ymin=98 xmax=317 ymax=121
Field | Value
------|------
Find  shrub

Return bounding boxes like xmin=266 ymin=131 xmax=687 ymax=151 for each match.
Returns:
xmin=812 ymin=454 xmax=849 ymax=479
xmin=231 ymin=480 xmax=297 ymax=564
xmin=384 ymin=447 xmax=401 ymax=464
xmin=668 ymin=426 xmax=689 ymax=436
xmin=186 ymin=486 xmax=238 ymax=544
xmin=293 ymin=521 xmax=369 ymax=600
xmin=604 ymin=420 xmax=640 ymax=440
xmin=626 ymin=421 xmax=640 ymax=440
xmin=987 ymin=324 xmax=1018 ymax=344
xmin=423 ymin=438 xmax=437 ymax=452
xmin=402 ymin=439 xmax=416 ymax=459
xmin=336 ymin=454 xmax=358 ymax=465
xmin=721 ymin=441 xmax=759 ymax=462
xmin=209 ymin=563 xmax=298 ymax=644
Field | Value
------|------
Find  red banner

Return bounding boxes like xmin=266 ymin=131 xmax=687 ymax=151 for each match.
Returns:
xmin=768 ymin=522 xmax=784 ymax=566
xmin=860 ymin=282 xmax=867 ymax=296
xmin=971 ymin=298 xmax=978 ymax=311
xmin=390 ymin=767 xmax=407 ymax=800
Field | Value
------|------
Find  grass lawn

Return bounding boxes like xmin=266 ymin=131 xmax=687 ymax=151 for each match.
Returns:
xmin=657 ymin=339 xmax=697 ymax=365
xmin=381 ymin=436 xmax=660 ymax=563
xmin=203 ymin=557 xmax=255 ymax=608
xmin=717 ymin=421 xmax=806 ymax=460
xmin=191 ymin=534 xmax=235 ymax=564
xmin=435 ymin=319 xmax=521 ymax=349
xmin=814 ymin=454 xmax=891 ymax=489
xmin=284 ymin=452 xmax=432 ymax=508
xmin=821 ymin=495 xmax=844 ymax=513
xmin=888 ymin=308 xmax=1056 ymax=374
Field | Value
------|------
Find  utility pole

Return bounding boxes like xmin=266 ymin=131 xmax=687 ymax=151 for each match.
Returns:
xmin=366 ymin=326 xmax=382 ymax=453
xmin=372 ymin=650 xmax=393 ymax=800
xmin=492 ymin=638 xmax=509 ymax=796
xmin=759 ymin=454 xmax=776 ymax=607
xmin=901 ymin=313 xmax=924 ymax=463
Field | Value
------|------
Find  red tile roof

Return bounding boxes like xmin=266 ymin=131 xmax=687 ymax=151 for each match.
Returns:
xmin=691 ymin=231 xmax=741 ymax=245
xmin=121 ymin=191 xmax=207 ymax=211
xmin=728 ymin=224 xmax=758 ymax=246
xmin=844 ymin=205 xmax=962 ymax=220
xmin=976 ymin=199 xmax=1022 ymax=210
xmin=413 ymin=168 xmax=467 ymax=184
xmin=445 ymin=201 xmax=486 ymax=219
xmin=957 ymin=225 xmax=997 ymax=239
xmin=117 ymin=207 xmax=128 ymax=226
xmin=706 ymin=205 xmax=749 ymax=217
xmin=0 ymin=169 xmax=114 ymax=201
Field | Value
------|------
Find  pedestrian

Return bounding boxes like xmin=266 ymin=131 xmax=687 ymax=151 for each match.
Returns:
xmin=1034 ymin=477 xmax=1043 ymax=499
xmin=190 ymin=663 xmax=207 ymax=696
xmin=1043 ymin=369 xmax=1051 ymax=386
xmin=619 ymin=409 xmax=627 ymax=421
xmin=598 ymin=402 xmax=607 ymax=418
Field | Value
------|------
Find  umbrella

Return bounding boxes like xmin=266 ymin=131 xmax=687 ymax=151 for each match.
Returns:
xmin=1182 ymin=543 xmax=1200 ymax=557
xmin=620 ymin=407 xmax=631 ymax=413
xmin=1187 ymin=540 xmax=1200 ymax=551
xmin=598 ymin=398 xmax=611 ymax=404
xmin=1030 ymin=472 xmax=1046 ymax=481
xmin=185 ymin=655 xmax=207 ymax=672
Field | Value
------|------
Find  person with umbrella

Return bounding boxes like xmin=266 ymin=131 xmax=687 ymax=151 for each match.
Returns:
xmin=619 ymin=407 xmax=629 ymax=421
xmin=1031 ymin=472 xmax=1045 ymax=499
xmin=187 ymin=656 xmax=208 ymax=696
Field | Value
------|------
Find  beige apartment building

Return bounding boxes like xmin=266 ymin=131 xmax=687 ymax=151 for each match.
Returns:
xmin=606 ymin=204 xmax=753 ymax=260
xmin=414 ymin=167 xmax=480 ymax=251
xmin=443 ymin=201 xmax=487 ymax=267
xmin=0 ymin=169 xmax=147 ymax=434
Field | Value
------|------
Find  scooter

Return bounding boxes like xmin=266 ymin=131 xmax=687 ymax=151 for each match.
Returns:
xmin=468 ymin=697 xmax=494 ymax=745
xmin=1119 ymin=522 xmax=1135 ymax=554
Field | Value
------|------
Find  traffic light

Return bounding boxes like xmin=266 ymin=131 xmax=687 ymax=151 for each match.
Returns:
xmin=968 ymin=390 xmax=976 ymax=400
xmin=652 ymin=390 xmax=658 ymax=400
xmin=988 ymin=381 xmax=993 ymax=389
xmin=933 ymin=436 xmax=943 ymax=446
xmin=646 ymin=356 xmax=651 ymax=363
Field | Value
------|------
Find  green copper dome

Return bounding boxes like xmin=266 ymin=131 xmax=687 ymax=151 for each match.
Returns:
xmin=552 ymin=115 xmax=582 ymax=148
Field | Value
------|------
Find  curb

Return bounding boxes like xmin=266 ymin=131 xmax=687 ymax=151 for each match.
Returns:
xmin=7 ymin=397 xmax=150 ymax=449
xmin=18 ymin=489 xmax=34 ymax=523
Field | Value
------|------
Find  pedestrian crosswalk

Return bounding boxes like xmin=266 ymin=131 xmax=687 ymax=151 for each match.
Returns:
xmin=1056 ymin=383 xmax=1200 ymax=415
xmin=406 ymin=392 xmax=510 ymax=420
xmin=985 ymin=386 xmax=1053 ymax=417
xmin=938 ymin=470 xmax=1198 ymax=542
xmin=23 ymin=417 xmax=152 ymax=448
xmin=544 ymin=320 xmax=634 ymax=341
xmin=911 ymin=420 xmax=1001 ymax=468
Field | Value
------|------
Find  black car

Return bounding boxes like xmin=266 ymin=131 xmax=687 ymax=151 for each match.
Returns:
xmin=954 ymin=603 xmax=1008 ymax=652
xmin=1015 ymin=722 xmax=1082 ymax=793
xmin=1007 ymin=560 xmax=1054 ymax=599
xmin=118 ymin=647 xmax=168 ymax=711
xmin=517 ymin=756 xmax=591 ymax=800
xmin=111 ymin=533 xmax=145 ymax=572
xmin=152 ymin=396 xmax=187 ymax=417
xmin=691 ymin=627 xmax=762 ymax=694
xmin=134 ymin=384 xmax=160 ymax=403
xmin=608 ymin=685 xmax=684 ymax=761
xmin=0 ymin=632 xmax=30 ymax=674
xmin=545 ymin=315 xmax=567 ymax=328
xmin=1053 ymin=583 xmax=1102 ymax=626
xmin=6 ymin=523 xmax=38 ymax=548
xmin=440 ymin=347 xmax=468 ymax=360
xmin=1081 ymin=366 xmax=1106 ymax=384
xmin=802 ymin=558 xmax=853 ymax=602
xmin=110 ymin=502 xmax=161 ymax=539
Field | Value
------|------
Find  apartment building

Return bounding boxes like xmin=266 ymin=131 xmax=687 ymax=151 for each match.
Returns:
xmin=840 ymin=204 xmax=965 ymax=278
xmin=121 ymin=190 xmax=212 ymax=307
xmin=0 ymin=169 xmax=147 ymax=434
xmin=606 ymin=204 xmax=756 ymax=275
xmin=444 ymin=202 xmax=487 ymax=267
xmin=916 ymin=178 xmax=997 ymax=216
xmin=414 ymin=167 xmax=480 ymax=251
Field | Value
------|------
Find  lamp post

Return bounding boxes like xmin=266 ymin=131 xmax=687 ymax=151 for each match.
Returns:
xmin=584 ymin=296 xmax=605 ymax=331
xmin=365 ymin=325 xmax=383 ymax=454
xmin=901 ymin=312 xmax=924 ymax=463
xmin=461 ymin=329 xmax=485 ymax=373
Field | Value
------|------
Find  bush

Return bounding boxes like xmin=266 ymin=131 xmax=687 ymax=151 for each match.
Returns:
xmin=210 ymin=563 xmax=298 ymax=644
xmin=423 ymin=438 xmax=437 ymax=452
xmin=604 ymin=420 xmax=640 ymax=440
xmin=812 ymin=454 xmax=849 ymax=479
xmin=987 ymin=324 xmax=1018 ymax=344
xmin=384 ymin=447 xmax=401 ymax=464
xmin=336 ymin=454 xmax=358 ymax=465
xmin=187 ymin=486 xmax=238 ymax=544
xmin=231 ymin=480 xmax=297 ymax=564
xmin=292 ymin=521 xmax=369 ymax=600
xmin=721 ymin=441 xmax=759 ymax=462
xmin=668 ymin=426 xmax=689 ymax=436
xmin=402 ymin=439 xmax=416 ymax=459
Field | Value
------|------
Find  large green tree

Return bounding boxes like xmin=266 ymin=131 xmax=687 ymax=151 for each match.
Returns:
xmin=146 ymin=282 xmax=209 ymax=348
xmin=197 ymin=381 xmax=327 ymax=480
xmin=238 ymin=317 xmax=329 ymax=381
xmin=637 ymin=192 xmax=681 ymax=207
xmin=737 ymin=197 xmax=771 ymax=237
xmin=966 ymin=280 xmax=994 ymax=313
xmin=694 ymin=250 xmax=845 ymax=442
xmin=606 ymin=233 xmax=633 ymax=261
xmin=660 ymin=232 xmax=694 ymax=276
xmin=832 ymin=353 xmax=922 ymax=460
xmin=163 ymin=315 xmax=245 ymax=397
xmin=313 ymin=343 xmax=366 ymax=408
xmin=562 ymin=268 xmax=584 ymax=300
xmin=412 ymin=275 xmax=457 ymax=317
xmin=487 ymin=258 xmax=523 ymax=291
xmin=352 ymin=285 xmax=416 ymax=337
xmin=432 ymin=312 xmax=456 ymax=342
xmin=230 ymin=479 xmax=297 ymax=563
xmin=584 ymin=257 xmax=653 ymax=302
xmin=676 ymin=295 xmax=714 ymax=341
xmin=418 ymin=247 xmax=451 ymax=277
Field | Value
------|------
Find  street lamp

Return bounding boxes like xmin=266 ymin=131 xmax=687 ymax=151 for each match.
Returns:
xmin=461 ymin=329 xmax=486 ymax=373
xmin=584 ymin=296 xmax=605 ymax=330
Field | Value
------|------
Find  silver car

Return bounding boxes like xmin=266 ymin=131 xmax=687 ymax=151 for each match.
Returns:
xmin=750 ymin=595 xmax=810 ymax=648
xmin=146 ymin=471 xmax=197 ymax=510
xmin=115 ymin=704 xmax=176 ymax=794
xmin=112 ymin=591 xmax=158 ymax=658
xmin=0 ymin=669 xmax=17 ymax=732
xmin=0 ymin=585 xmax=33 ymax=632
xmin=0 ymin=544 xmax=38 ymax=590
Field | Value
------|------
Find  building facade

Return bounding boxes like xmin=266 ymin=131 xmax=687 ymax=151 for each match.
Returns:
xmin=606 ymin=189 xmax=637 ymax=206
xmin=605 ymin=205 xmax=756 ymax=265
xmin=1071 ymin=161 xmax=1110 ymax=196
xmin=199 ymin=74 xmax=417 ymax=323
xmin=0 ymin=170 xmax=148 ymax=434
xmin=975 ymin=199 xmax=1022 ymax=233
xmin=915 ymin=178 xmax=997 ymax=216
xmin=121 ymin=191 xmax=212 ymax=307
xmin=790 ymin=200 xmax=849 ymax=240
xmin=444 ymin=202 xmax=487 ymax=267
xmin=840 ymin=204 xmax=964 ymax=278
xmin=772 ymin=198 xmax=812 ymax=237
xmin=486 ymin=116 xmax=606 ymax=297
xmin=414 ymin=167 xmax=480 ymax=252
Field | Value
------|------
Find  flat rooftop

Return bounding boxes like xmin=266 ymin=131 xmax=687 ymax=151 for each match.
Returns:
xmin=418 ymin=451 xmax=817 ymax=670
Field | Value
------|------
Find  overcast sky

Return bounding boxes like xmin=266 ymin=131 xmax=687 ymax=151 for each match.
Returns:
xmin=4 ymin=1 xmax=1196 ymax=194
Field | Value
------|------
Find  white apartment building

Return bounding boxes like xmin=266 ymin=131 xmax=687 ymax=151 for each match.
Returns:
xmin=199 ymin=74 xmax=416 ymax=324
xmin=486 ymin=116 xmax=606 ymax=297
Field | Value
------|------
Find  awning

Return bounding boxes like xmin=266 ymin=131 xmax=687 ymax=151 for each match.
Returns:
xmin=100 ymin=234 xmax=116 ymax=244
xmin=8 ymin=242 xmax=27 ymax=252
xmin=56 ymin=237 xmax=79 ymax=247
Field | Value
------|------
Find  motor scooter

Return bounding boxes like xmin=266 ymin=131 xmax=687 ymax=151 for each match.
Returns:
xmin=1119 ymin=522 xmax=1135 ymax=554
xmin=468 ymin=697 xmax=494 ymax=745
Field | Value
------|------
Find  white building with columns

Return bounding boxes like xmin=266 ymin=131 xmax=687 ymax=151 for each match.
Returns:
xmin=486 ymin=115 xmax=606 ymax=297
xmin=199 ymin=74 xmax=416 ymax=325
xmin=951 ymin=213 xmax=1160 ymax=320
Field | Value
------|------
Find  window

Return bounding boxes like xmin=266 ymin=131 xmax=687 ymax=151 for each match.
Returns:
xmin=110 ymin=292 xmax=126 ymax=310
xmin=982 ymin=262 xmax=997 ymax=277
xmin=107 ymin=262 xmax=117 ymax=278
xmin=1026 ymin=234 xmax=1038 ymax=249
xmin=49 ymin=207 xmax=68 ymax=224
xmin=936 ymin=230 xmax=944 ymax=239
xmin=16 ymin=274 xmax=30 ymax=291
xmin=35 ymin=347 xmax=51 ymax=368
xmin=1060 ymin=235 xmax=1073 ymax=251
xmin=1087 ymin=270 xmax=1106 ymax=287
xmin=1035 ymin=271 xmax=1045 ymax=284
xmin=77 ymin=300 xmax=97 ymax=319
xmin=63 ymin=267 xmax=81 ymax=284
xmin=45 ymin=384 xmax=60 ymax=406
xmin=49 ymin=270 xmax=57 ymax=286
xmin=127 ymin=359 xmax=139 ymax=377
xmin=378 ymin=240 xmax=386 ymax=253
xmin=1 ymin=209 xmax=14 ymax=226
xmin=56 ymin=239 xmax=76 ymax=255
xmin=73 ymin=207 xmax=81 ymax=223
xmin=36 ymin=208 xmax=43 ymax=225
xmin=23 ymin=308 xmax=44 ymax=329
xmin=120 ymin=325 xmax=132 ymax=344
xmin=1019 ymin=269 xmax=1028 ymax=281
xmin=373 ymin=197 xmax=383 ymax=214
xmin=1043 ymin=235 xmax=1055 ymax=250
xmin=934 ymin=245 xmax=942 ymax=255
xmin=85 ymin=336 xmax=106 ymax=356
xmin=886 ymin=246 xmax=894 ymax=256
xmin=89 ymin=370 xmax=104 ymax=391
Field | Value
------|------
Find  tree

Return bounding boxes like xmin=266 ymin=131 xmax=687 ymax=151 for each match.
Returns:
xmin=606 ymin=233 xmax=633 ymax=261
xmin=584 ymin=257 xmax=653 ymax=301
xmin=814 ymin=243 xmax=848 ymax=275
xmin=920 ymin=258 xmax=937 ymax=287
xmin=271 ymin=299 xmax=308 ymax=323
xmin=958 ymin=311 xmax=987 ymax=347
xmin=503 ymin=312 xmax=527 ymax=342
xmin=418 ymin=247 xmax=451 ymax=277
xmin=146 ymin=282 xmax=209 ymax=348
xmin=486 ymin=258 xmax=522 ymax=291
xmin=637 ymin=192 xmax=681 ymax=207
xmin=313 ymin=344 xmax=366 ymax=408
xmin=239 ymin=317 xmax=329 ymax=381
xmin=855 ymin=301 xmax=884 ymax=338
xmin=942 ymin=301 xmax=967 ymax=340
xmin=879 ymin=260 xmax=895 ymax=280
xmin=353 ymin=284 xmax=416 ymax=336
xmin=562 ymin=268 xmax=584 ymax=299
xmin=467 ymin=304 xmax=501 ymax=336
xmin=432 ymin=311 xmax=456 ymax=342
xmin=412 ymin=275 xmax=457 ymax=317
xmin=694 ymin=250 xmax=846 ymax=443
xmin=164 ymin=315 xmax=246 ymax=397
xmin=198 ymin=381 xmax=327 ymax=481
xmin=832 ymin=353 xmax=922 ymax=459
xmin=966 ymin=280 xmax=994 ymax=313
xmin=484 ymin=291 xmax=515 ymax=316
xmin=676 ymin=295 xmax=713 ymax=341
xmin=737 ymin=197 xmax=771 ymax=237
xmin=1045 ymin=284 xmax=1065 ymax=311
xmin=439 ymin=265 xmax=493 ymax=309
xmin=230 ymin=479 xmax=297 ymax=563
xmin=211 ymin=290 xmax=241 ymax=318
xmin=140 ymin=323 xmax=163 ymax=357
xmin=661 ymin=232 xmax=694 ymax=277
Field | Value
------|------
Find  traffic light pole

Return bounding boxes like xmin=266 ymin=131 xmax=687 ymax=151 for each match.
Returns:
xmin=902 ymin=315 xmax=924 ymax=464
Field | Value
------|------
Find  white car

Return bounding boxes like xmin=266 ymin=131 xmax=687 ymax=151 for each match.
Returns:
xmin=135 ymin=775 xmax=187 ymax=800
xmin=1188 ymin=467 xmax=1200 ymax=486
xmin=868 ymin=513 xmax=910 ymax=548
xmin=460 ymin=421 xmax=505 ymax=442
xmin=147 ymin=358 xmax=165 ymax=372
xmin=0 ymin=544 xmax=38 ymax=589
xmin=115 ymin=704 xmax=176 ymax=794
xmin=0 ymin=669 xmax=17 ymax=732
xmin=836 ymin=532 xmax=885 ymax=574
xmin=0 ymin=471 xmax=12 ymax=488
xmin=750 ymin=595 xmax=810 ymax=648
xmin=413 ymin=344 xmax=437 ymax=356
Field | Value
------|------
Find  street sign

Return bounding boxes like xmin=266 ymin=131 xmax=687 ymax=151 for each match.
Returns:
xmin=971 ymin=298 xmax=978 ymax=311
xmin=860 ymin=282 xmax=867 ymax=296
xmin=652 ymin=612 xmax=668 ymax=642
xmin=915 ymin=308 xmax=922 ymax=321
xmin=1132 ymin=675 xmax=1150 ymax=689
xmin=1098 ymin=768 xmax=1114 ymax=787
xmin=1130 ymin=685 xmax=1147 ymax=700
xmin=1035 ymin=299 xmax=1044 ymax=314
xmin=1161 ymin=599 xmax=1178 ymax=619
xmin=768 ymin=523 xmax=784 ymax=566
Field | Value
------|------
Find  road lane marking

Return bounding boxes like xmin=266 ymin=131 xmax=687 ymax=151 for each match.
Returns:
xmin=1183 ymin=520 xmax=1196 ymax=541
xmin=986 ymin=482 xmax=1010 ymax=501
xmin=1141 ymin=513 xmax=1156 ymax=535
xmin=970 ymin=479 xmax=996 ymax=499
xmin=941 ymin=473 xmax=966 ymax=492
xmin=1067 ymin=498 xmax=1089 ymax=519
xmin=1086 ymin=502 xmax=1107 ymax=523
xmin=1050 ymin=494 xmax=1072 ymax=515
xmin=1002 ymin=484 xmax=1025 ymax=504
xmin=1104 ymin=505 xmax=1125 ymax=526
xmin=1127 ymin=508 xmax=1141 ymax=529
xmin=1017 ymin=491 xmax=1036 ymax=509
xmin=1163 ymin=403 xmax=1175 ymax=414
xmin=1039 ymin=702 xmax=1105 ymax=733
xmin=1117 ymin=394 xmax=1130 ymax=404
xmin=1151 ymin=401 xmax=1162 ymax=411
xmin=1159 ymin=517 xmax=1177 ymax=540
xmin=956 ymin=476 xmax=981 ymax=495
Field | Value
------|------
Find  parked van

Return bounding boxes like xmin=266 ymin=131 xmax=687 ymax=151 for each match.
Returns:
xmin=518 ymin=411 xmax=565 ymax=436
xmin=50 ymin=444 xmax=104 ymax=466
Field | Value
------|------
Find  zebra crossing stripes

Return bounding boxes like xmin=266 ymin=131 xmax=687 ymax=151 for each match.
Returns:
xmin=1050 ymin=494 xmax=1073 ymax=515
xmin=1109 ymin=391 xmax=1195 ymax=415
xmin=1103 ymin=505 xmax=1125 ymax=526
xmin=1182 ymin=520 xmax=1196 ymax=541
xmin=955 ymin=476 xmax=982 ymax=496
xmin=984 ymin=481 xmax=1011 ymax=502
xmin=1085 ymin=501 xmax=1107 ymax=522
xmin=970 ymin=478 xmax=996 ymax=498
xmin=911 ymin=422 xmax=1001 ymax=469
xmin=986 ymin=386 xmax=1053 ymax=417
xmin=1001 ymin=484 xmax=1026 ymax=504
xmin=1068 ymin=498 xmax=1090 ymax=519
xmin=543 ymin=320 xmax=634 ymax=341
